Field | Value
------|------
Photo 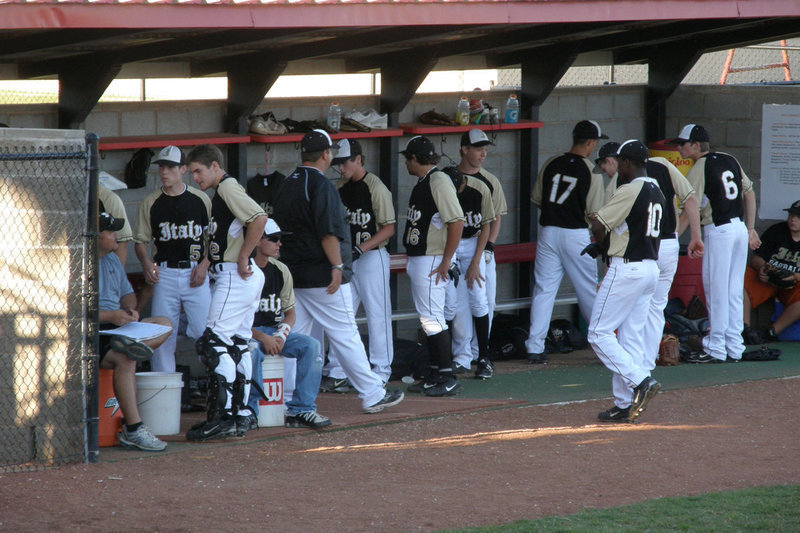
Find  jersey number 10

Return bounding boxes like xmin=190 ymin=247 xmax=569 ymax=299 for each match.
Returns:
xmin=645 ymin=203 xmax=663 ymax=238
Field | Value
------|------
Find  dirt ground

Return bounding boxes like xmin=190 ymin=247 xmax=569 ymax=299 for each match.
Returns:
xmin=2 ymin=375 xmax=799 ymax=532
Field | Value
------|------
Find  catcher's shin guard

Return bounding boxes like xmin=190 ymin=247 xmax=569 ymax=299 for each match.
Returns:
xmin=186 ymin=373 xmax=236 ymax=441
xmin=196 ymin=327 xmax=228 ymax=371
xmin=231 ymin=371 xmax=246 ymax=417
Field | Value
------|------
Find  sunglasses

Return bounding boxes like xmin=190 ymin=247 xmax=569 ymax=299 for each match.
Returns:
xmin=265 ymin=235 xmax=281 ymax=243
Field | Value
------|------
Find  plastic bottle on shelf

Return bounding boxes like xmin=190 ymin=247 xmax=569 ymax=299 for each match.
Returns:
xmin=504 ymin=94 xmax=519 ymax=124
xmin=327 ymin=101 xmax=341 ymax=132
xmin=456 ymin=96 xmax=470 ymax=126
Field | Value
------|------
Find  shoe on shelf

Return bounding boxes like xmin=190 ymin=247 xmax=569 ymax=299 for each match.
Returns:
xmin=424 ymin=374 xmax=462 ymax=397
xmin=452 ymin=361 xmax=470 ymax=374
xmin=319 ymin=376 xmax=352 ymax=393
xmin=597 ymin=406 xmax=632 ymax=423
xmin=474 ymin=358 xmax=494 ymax=380
xmin=742 ymin=325 xmax=763 ymax=345
xmin=109 ymin=335 xmax=154 ymax=362
xmin=682 ymin=351 xmax=723 ymax=364
xmin=527 ymin=352 xmax=549 ymax=364
xmin=364 ymin=390 xmax=405 ymax=414
xmin=186 ymin=414 xmax=236 ymax=441
xmin=761 ymin=326 xmax=779 ymax=343
xmin=119 ymin=424 xmax=167 ymax=452
xmin=629 ymin=376 xmax=661 ymax=421
xmin=285 ymin=410 xmax=332 ymax=429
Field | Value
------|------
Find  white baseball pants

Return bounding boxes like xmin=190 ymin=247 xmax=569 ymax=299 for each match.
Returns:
xmin=588 ymin=258 xmax=658 ymax=409
xmin=406 ymin=255 xmax=449 ymax=336
xmin=444 ymin=238 xmax=488 ymax=367
xmin=150 ymin=265 xmax=211 ymax=372
xmin=702 ymin=219 xmax=748 ymax=360
xmin=526 ymin=226 xmax=598 ymax=354
xmin=293 ymin=284 xmax=385 ymax=409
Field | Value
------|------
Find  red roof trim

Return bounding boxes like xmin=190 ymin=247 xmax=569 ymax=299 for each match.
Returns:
xmin=1 ymin=1 xmax=799 ymax=30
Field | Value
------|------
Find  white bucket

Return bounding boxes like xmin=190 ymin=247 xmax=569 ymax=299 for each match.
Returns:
xmin=135 ymin=372 xmax=183 ymax=435
xmin=258 ymin=356 xmax=285 ymax=428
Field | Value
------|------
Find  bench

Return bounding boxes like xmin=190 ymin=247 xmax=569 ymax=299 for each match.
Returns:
xmin=357 ymin=242 xmax=579 ymax=324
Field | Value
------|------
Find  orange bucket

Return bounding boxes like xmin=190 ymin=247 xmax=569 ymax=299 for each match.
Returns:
xmin=98 ymin=368 xmax=123 ymax=447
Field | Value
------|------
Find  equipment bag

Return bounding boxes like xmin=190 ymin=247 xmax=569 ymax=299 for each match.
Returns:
xmin=124 ymin=147 xmax=154 ymax=189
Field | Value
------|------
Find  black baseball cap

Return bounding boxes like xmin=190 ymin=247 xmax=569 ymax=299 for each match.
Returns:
xmin=99 ymin=212 xmax=124 ymax=232
xmin=331 ymin=138 xmax=362 ymax=165
xmin=593 ymin=141 xmax=620 ymax=173
xmin=460 ymin=129 xmax=495 ymax=147
xmin=300 ymin=129 xmax=339 ymax=153
xmin=667 ymin=124 xmax=710 ymax=144
xmin=573 ymin=120 xmax=609 ymax=140
xmin=784 ymin=200 xmax=800 ymax=216
xmin=400 ymin=135 xmax=437 ymax=159
xmin=441 ymin=166 xmax=464 ymax=190
xmin=616 ymin=139 xmax=649 ymax=163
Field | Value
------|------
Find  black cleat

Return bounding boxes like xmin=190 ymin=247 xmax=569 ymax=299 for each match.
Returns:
xmin=186 ymin=415 xmax=236 ymax=441
xmin=527 ymin=352 xmax=549 ymax=364
xmin=598 ymin=406 xmax=632 ymax=423
xmin=474 ymin=358 xmax=494 ymax=380
xmin=424 ymin=374 xmax=462 ymax=397
xmin=629 ymin=377 xmax=661 ymax=421
xmin=682 ymin=352 xmax=723 ymax=364
xmin=452 ymin=362 xmax=470 ymax=374
xmin=364 ymin=390 xmax=405 ymax=414
xmin=285 ymin=411 xmax=332 ymax=428
xmin=319 ymin=376 xmax=352 ymax=393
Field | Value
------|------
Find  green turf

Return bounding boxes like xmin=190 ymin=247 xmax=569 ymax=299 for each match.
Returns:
xmin=440 ymin=484 xmax=800 ymax=532
xmin=456 ymin=342 xmax=800 ymax=404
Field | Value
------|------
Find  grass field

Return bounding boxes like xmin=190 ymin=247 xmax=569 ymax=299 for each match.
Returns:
xmin=444 ymin=484 xmax=800 ymax=532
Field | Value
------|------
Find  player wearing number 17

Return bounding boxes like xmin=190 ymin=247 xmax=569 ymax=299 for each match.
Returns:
xmin=670 ymin=124 xmax=760 ymax=362
xmin=525 ymin=120 xmax=607 ymax=364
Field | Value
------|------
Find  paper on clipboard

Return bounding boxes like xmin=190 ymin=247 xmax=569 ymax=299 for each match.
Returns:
xmin=99 ymin=322 xmax=172 ymax=341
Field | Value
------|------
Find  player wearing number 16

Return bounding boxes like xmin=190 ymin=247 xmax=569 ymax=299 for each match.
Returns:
xmin=671 ymin=124 xmax=759 ymax=362
xmin=525 ymin=120 xmax=607 ymax=364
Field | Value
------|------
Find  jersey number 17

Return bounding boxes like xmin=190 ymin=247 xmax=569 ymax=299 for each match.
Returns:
xmin=549 ymin=174 xmax=578 ymax=205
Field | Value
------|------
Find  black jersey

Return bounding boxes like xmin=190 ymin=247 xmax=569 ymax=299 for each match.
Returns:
xmin=646 ymin=160 xmax=677 ymax=238
xmin=253 ymin=258 xmax=295 ymax=328
xmin=687 ymin=151 xmax=752 ymax=226
xmin=246 ymin=171 xmax=285 ymax=216
xmin=209 ymin=175 xmax=267 ymax=265
xmin=755 ymin=222 xmax=800 ymax=274
xmin=133 ymin=185 xmax=211 ymax=263
xmin=596 ymin=177 xmax=666 ymax=261
xmin=337 ymin=172 xmax=395 ymax=249
xmin=403 ymin=168 xmax=464 ymax=257
xmin=272 ymin=166 xmax=353 ymax=288
xmin=532 ymin=153 xmax=605 ymax=229
xmin=458 ymin=176 xmax=495 ymax=239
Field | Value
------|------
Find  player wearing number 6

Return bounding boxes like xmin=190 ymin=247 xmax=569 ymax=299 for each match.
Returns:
xmin=588 ymin=140 xmax=666 ymax=422
xmin=525 ymin=120 xmax=607 ymax=364
xmin=671 ymin=124 xmax=759 ymax=362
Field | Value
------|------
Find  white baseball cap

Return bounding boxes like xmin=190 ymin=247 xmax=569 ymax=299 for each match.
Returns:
xmin=264 ymin=219 xmax=281 ymax=236
xmin=154 ymin=145 xmax=186 ymax=166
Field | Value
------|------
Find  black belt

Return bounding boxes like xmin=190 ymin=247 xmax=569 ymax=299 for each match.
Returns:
xmin=160 ymin=260 xmax=194 ymax=269
xmin=662 ymin=233 xmax=677 ymax=240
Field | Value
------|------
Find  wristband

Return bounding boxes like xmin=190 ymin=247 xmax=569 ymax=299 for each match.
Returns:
xmin=485 ymin=241 xmax=495 ymax=253
xmin=331 ymin=263 xmax=344 ymax=271
xmin=272 ymin=322 xmax=291 ymax=342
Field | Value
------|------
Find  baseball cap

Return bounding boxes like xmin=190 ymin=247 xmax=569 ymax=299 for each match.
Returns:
xmin=783 ymin=200 xmax=800 ymax=216
xmin=616 ymin=139 xmax=649 ymax=163
xmin=573 ymin=120 xmax=609 ymax=140
xmin=331 ymin=138 xmax=363 ymax=165
xmin=263 ymin=218 xmax=281 ymax=237
xmin=99 ymin=212 xmax=124 ymax=232
xmin=667 ymin=124 xmax=710 ymax=144
xmin=460 ymin=129 xmax=495 ymax=147
xmin=154 ymin=145 xmax=185 ymax=166
xmin=300 ymin=129 xmax=339 ymax=153
xmin=593 ymin=141 xmax=620 ymax=173
xmin=400 ymin=135 xmax=437 ymax=158
xmin=441 ymin=166 xmax=464 ymax=190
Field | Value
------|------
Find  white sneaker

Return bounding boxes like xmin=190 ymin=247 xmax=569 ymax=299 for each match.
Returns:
xmin=362 ymin=109 xmax=387 ymax=129
xmin=119 ymin=424 xmax=167 ymax=452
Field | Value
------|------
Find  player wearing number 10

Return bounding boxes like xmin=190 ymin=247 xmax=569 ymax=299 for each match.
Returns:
xmin=671 ymin=124 xmax=760 ymax=362
xmin=525 ymin=120 xmax=607 ymax=363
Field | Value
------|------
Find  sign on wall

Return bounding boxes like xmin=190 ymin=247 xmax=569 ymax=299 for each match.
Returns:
xmin=761 ymin=104 xmax=800 ymax=220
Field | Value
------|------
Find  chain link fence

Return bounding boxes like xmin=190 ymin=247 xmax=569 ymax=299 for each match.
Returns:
xmin=0 ymin=130 xmax=99 ymax=472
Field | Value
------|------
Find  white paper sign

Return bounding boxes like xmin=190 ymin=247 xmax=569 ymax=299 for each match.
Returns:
xmin=100 ymin=322 xmax=172 ymax=341
xmin=760 ymin=104 xmax=800 ymax=220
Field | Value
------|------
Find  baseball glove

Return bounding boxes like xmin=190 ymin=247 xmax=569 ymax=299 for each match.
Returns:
xmin=765 ymin=265 xmax=797 ymax=289
xmin=657 ymin=334 xmax=681 ymax=366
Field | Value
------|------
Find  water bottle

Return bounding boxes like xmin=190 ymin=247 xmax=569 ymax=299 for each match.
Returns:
xmin=456 ymin=96 xmax=470 ymax=126
xmin=327 ymin=101 xmax=341 ymax=132
xmin=504 ymin=94 xmax=519 ymax=124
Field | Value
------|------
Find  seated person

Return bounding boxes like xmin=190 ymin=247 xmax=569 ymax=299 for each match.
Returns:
xmin=245 ymin=220 xmax=331 ymax=429
xmin=98 ymin=212 xmax=173 ymax=451
xmin=743 ymin=200 xmax=800 ymax=343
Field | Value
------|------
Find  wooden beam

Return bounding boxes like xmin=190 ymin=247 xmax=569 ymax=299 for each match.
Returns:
xmin=57 ymin=56 xmax=120 ymax=129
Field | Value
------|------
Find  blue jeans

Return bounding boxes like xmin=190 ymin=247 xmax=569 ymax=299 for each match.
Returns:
xmin=247 ymin=326 xmax=323 ymax=415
